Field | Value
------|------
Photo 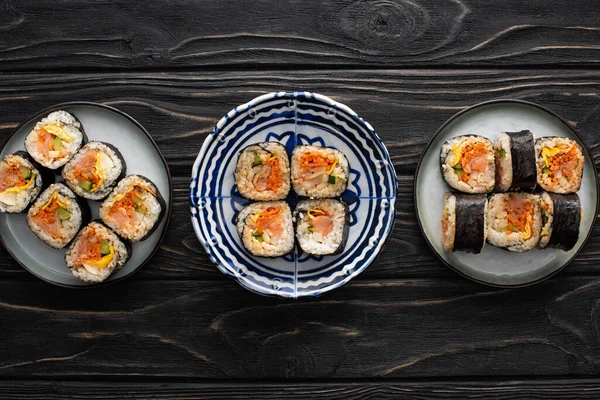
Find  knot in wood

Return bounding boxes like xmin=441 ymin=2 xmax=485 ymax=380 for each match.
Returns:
xmin=340 ymin=0 xmax=429 ymax=48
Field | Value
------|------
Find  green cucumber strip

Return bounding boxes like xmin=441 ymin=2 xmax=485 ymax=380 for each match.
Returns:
xmin=57 ymin=207 xmax=71 ymax=221
xmin=79 ymin=180 xmax=93 ymax=191
xmin=52 ymin=136 xmax=64 ymax=150
xmin=18 ymin=166 xmax=31 ymax=179
xmin=252 ymin=153 xmax=262 ymax=167
xmin=100 ymin=239 xmax=110 ymax=255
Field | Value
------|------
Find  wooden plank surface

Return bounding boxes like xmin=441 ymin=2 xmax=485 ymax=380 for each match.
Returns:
xmin=2 ymin=1 xmax=600 ymax=70
xmin=4 ymin=379 xmax=600 ymax=399
xmin=2 ymin=277 xmax=600 ymax=379
xmin=0 ymin=70 xmax=598 ymax=280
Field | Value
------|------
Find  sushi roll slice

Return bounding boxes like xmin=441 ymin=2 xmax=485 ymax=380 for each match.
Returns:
xmin=294 ymin=199 xmax=349 ymax=256
xmin=536 ymin=137 xmax=584 ymax=193
xmin=494 ymin=130 xmax=537 ymax=192
xmin=539 ymin=192 xmax=581 ymax=251
xmin=440 ymin=135 xmax=495 ymax=194
xmin=441 ymin=193 xmax=487 ymax=254
xmin=62 ymin=141 xmax=126 ymax=200
xmin=65 ymin=221 xmax=130 ymax=283
xmin=291 ymin=145 xmax=349 ymax=198
xmin=24 ymin=110 xmax=86 ymax=170
xmin=26 ymin=183 xmax=88 ymax=249
xmin=0 ymin=152 xmax=44 ymax=213
xmin=235 ymin=142 xmax=291 ymax=201
xmin=486 ymin=193 xmax=542 ymax=252
xmin=236 ymin=201 xmax=294 ymax=257
xmin=99 ymin=175 xmax=165 ymax=242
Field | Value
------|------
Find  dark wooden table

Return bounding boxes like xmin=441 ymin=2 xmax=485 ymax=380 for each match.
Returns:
xmin=2 ymin=1 xmax=600 ymax=398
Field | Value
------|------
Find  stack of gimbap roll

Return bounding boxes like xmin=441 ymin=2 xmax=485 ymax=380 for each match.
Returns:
xmin=99 ymin=175 xmax=164 ymax=242
xmin=24 ymin=110 xmax=86 ymax=170
xmin=234 ymin=142 xmax=351 ymax=258
xmin=26 ymin=183 xmax=88 ymax=249
xmin=291 ymin=145 xmax=349 ymax=197
xmin=0 ymin=152 xmax=45 ymax=213
xmin=62 ymin=141 xmax=125 ymax=200
xmin=236 ymin=201 xmax=294 ymax=257
xmin=0 ymin=108 xmax=167 ymax=284
xmin=440 ymin=129 xmax=585 ymax=255
xmin=65 ymin=221 xmax=130 ymax=283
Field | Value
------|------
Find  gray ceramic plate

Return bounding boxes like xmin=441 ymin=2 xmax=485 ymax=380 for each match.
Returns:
xmin=415 ymin=100 xmax=598 ymax=287
xmin=0 ymin=102 xmax=172 ymax=287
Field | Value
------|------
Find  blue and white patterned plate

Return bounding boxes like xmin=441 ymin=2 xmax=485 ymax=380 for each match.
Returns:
xmin=190 ymin=92 xmax=397 ymax=298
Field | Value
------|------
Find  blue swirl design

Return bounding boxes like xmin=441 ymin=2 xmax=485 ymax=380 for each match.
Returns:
xmin=190 ymin=92 xmax=397 ymax=298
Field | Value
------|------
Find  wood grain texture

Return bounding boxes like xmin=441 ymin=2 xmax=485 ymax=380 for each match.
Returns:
xmin=2 ymin=0 xmax=600 ymax=70
xmin=0 ymin=70 xmax=599 ymax=280
xmin=4 ymin=379 xmax=600 ymax=399
xmin=2 ymin=277 xmax=600 ymax=379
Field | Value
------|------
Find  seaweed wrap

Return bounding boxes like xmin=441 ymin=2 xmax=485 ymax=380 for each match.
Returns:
xmin=65 ymin=221 xmax=130 ymax=283
xmin=440 ymin=135 xmax=495 ymax=193
xmin=294 ymin=199 xmax=349 ymax=256
xmin=486 ymin=193 xmax=541 ymax=252
xmin=441 ymin=193 xmax=487 ymax=253
xmin=539 ymin=192 xmax=581 ymax=251
xmin=26 ymin=183 xmax=89 ymax=249
xmin=235 ymin=142 xmax=291 ymax=201
xmin=62 ymin=141 xmax=126 ymax=200
xmin=236 ymin=201 xmax=294 ymax=257
xmin=24 ymin=110 xmax=86 ymax=170
xmin=494 ymin=130 xmax=537 ymax=192
xmin=536 ymin=137 xmax=584 ymax=193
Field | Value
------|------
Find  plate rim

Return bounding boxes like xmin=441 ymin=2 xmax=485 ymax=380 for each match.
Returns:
xmin=0 ymin=101 xmax=173 ymax=288
xmin=190 ymin=91 xmax=398 ymax=298
xmin=413 ymin=98 xmax=599 ymax=288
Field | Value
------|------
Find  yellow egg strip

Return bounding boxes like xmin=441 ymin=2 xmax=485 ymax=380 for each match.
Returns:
xmin=43 ymin=124 xmax=74 ymax=143
xmin=0 ymin=174 xmax=36 ymax=196
xmin=89 ymin=153 xmax=104 ymax=193
xmin=307 ymin=209 xmax=326 ymax=220
xmin=520 ymin=214 xmax=533 ymax=240
xmin=84 ymin=246 xmax=115 ymax=269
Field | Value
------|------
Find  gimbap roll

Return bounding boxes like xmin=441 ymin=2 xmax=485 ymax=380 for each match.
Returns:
xmin=536 ymin=137 xmax=584 ymax=193
xmin=486 ymin=193 xmax=542 ymax=252
xmin=236 ymin=201 xmax=294 ymax=257
xmin=26 ymin=183 xmax=87 ymax=249
xmin=441 ymin=193 xmax=487 ymax=254
xmin=0 ymin=152 xmax=44 ymax=213
xmin=440 ymin=135 xmax=495 ymax=194
xmin=235 ymin=142 xmax=291 ymax=201
xmin=494 ymin=130 xmax=537 ymax=192
xmin=539 ymin=192 xmax=581 ymax=251
xmin=294 ymin=199 xmax=349 ymax=256
xmin=99 ymin=175 xmax=164 ymax=242
xmin=291 ymin=145 xmax=349 ymax=198
xmin=62 ymin=141 xmax=126 ymax=200
xmin=24 ymin=110 xmax=86 ymax=170
xmin=65 ymin=221 xmax=130 ymax=283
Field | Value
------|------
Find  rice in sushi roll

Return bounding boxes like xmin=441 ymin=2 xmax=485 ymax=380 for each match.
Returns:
xmin=62 ymin=141 xmax=126 ymax=200
xmin=99 ymin=175 xmax=164 ymax=242
xmin=0 ymin=152 xmax=44 ymax=213
xmin=65 ymin=221 xmax=130 ymax=283
xmin=441 ymin=193 xmax=487 ymax=254
xmin=236 ymin=201 xmax=294 ymax=257
xmin=440 ymin=135 xmax=495 ymax=194
xmin=26 ymin=183 xmax=88 ymax=249
xmin=24 ymin=110 xmax=86 ymax=170
xmin=235 ymin=142 xmax=291 ymax=201
xmin=294 ymin=199 xmax=349 ymax=256
xmin=494 ymin=130 xmax=537 ymax=192
xmin=536 ymin=137 xmax=584 ymax=193
xmin=486 ymin=193 xmax=542 ymax=252
xmin=539 ymin=192 xmax=581 ymax=251
xmin=291 ymin=145 xmax=349 ymax=198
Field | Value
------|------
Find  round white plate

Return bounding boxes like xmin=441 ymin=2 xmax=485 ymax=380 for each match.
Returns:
xmin=0 ymin=102 xmax=172 ymax=287
xmin=190 ymin=92 xmax=397 ymax=298
xmin=415 ymin=99 xmax=598 ymax=286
